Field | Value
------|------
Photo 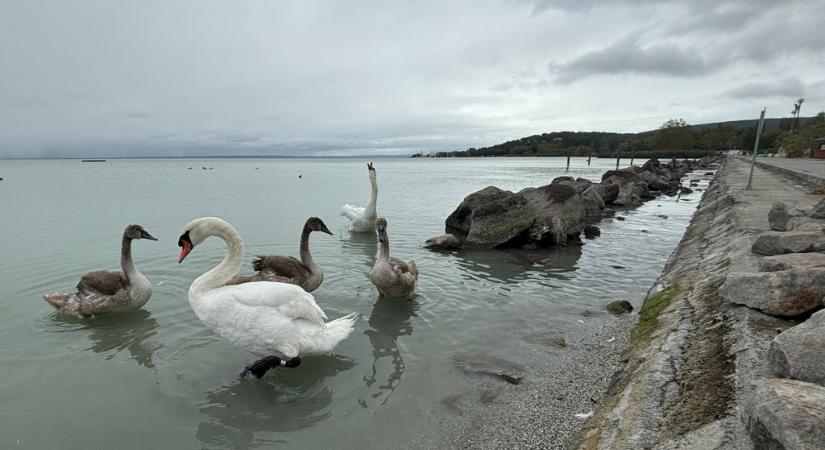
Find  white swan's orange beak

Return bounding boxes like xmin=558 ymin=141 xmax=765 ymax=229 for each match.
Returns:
xmin=178 ymin=240 xmax=192 ymax=263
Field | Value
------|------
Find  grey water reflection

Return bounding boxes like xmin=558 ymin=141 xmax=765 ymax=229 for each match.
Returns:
xmin=361 ymin=297 xmax=417 ymax=407
xmin=196 ymin=355 xmax=355 ymax=450
xmin=53 ymin=310 xmax=162 ymax=368
xmin=339 ymin=232 xmax=378 ymax=269
xmin=454 ymin=245 xmax=582 ymax=283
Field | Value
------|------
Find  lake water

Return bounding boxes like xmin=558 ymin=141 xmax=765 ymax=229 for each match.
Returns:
xmin=0 ymin=157 xmax=704 ymax=449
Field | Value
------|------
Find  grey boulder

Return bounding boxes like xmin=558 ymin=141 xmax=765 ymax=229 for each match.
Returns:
xmin=424 ymin=233 xmax=461 ymax=250
xmin=759 ymin=252 xmax=825 ymax=272
xmin=768 ymin=309 xmax=825 ymax=386
xmin=719 ymin=268 xmax=825 ymax=316
xmin=751 ymin=231 xmax=825 ymax=256
xmin=744 ymin=378 xmax=825 ymax=450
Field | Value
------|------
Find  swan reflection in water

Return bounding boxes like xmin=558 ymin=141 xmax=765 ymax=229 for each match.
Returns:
xmin=196 ymin=355 xmax=355 ymax=450
xmin=53 ymin=309 xmax=162 ymax=369
xmin=339 ymin=231 xmax=378 ymax=270
xmin=361 ymin=296 xmax=417 ymax=407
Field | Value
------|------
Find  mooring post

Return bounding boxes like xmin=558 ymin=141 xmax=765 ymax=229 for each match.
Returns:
xmin=630 ymin=148 xmax=635 ymax=167
xmin=587 ymin=155 xmax=591 ymax=166
xmin=746 ymin=107 xmax=766 ymax=190
xmin=566 ymin=155 xmax=570 ymax=172
xmin=616 ymin=154 xmax=620 ymax=170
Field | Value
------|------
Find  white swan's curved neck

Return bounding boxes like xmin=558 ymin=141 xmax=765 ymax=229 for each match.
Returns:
xmin=365 ymin=174 xmax=378 ymax=215
xmin=191 ymin=221 xmax=244 ymax=295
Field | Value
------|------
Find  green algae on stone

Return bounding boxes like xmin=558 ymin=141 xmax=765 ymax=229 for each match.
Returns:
xmin=625 ymin=285 xmax=681 ymax=357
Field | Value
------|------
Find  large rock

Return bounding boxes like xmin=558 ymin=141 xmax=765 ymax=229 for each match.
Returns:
xmin=444 ymin=180 xmax=606 ymax=249
xmin=769 ymin=202 xmax=791 ymax=231
xmin=809 ymin=198 xmax=825 ymax=219
xmin=719 ymin=269 xmax=825 ymax=316
xmin=759 ymin=252 xmax=825 ymax=272
xmin=424 ymin=233 xmax=461 ymax=250
xmin=769 ymin=309 xmax=825 ymax=386
xmin=638 ymin=170 xmax=672 ymax=191
xmin=744 ymin=378 xmax=825 ymax=450
xmin=601 ymin=168 xmax=641 ymax=184
xmin=594 ymin=182 xmax=619 ymax=203
xmin=751 ymin=231 xmax=825 ymax=256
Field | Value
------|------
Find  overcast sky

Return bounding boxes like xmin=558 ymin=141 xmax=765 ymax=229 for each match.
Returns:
xmin=1 ymin=0 xmax=823 ymax=158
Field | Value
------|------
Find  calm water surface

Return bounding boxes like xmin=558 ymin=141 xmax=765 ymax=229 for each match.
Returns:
xmin=0 ymin=157 xmax=705 ymax=449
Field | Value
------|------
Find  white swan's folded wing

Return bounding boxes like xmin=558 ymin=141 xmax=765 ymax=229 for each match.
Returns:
xmin=341 ymin=204 xmax=365 ymax=221
xmin=229 ymin=282 xmax=328 ymax=325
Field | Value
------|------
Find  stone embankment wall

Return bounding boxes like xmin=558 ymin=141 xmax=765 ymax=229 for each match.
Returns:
xmin=576 ymin=158 xmax=825 ymax=450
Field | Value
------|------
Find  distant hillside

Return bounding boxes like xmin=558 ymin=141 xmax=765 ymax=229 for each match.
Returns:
xmin=435 ymin=116 xmax=819 ymax=159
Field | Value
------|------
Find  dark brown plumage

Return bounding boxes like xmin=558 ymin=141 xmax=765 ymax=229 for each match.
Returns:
xmin=226 ymin=217 xmax=332 ymax=292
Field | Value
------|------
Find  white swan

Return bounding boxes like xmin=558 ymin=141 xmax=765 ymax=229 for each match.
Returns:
xmin=342 ymin=162 xmax=378 ymax=232
xmin=177 ymin=217 xmax=358 ymax=378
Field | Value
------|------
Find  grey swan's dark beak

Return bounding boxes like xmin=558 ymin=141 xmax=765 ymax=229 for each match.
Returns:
xmin=140 ymin=230 xmax=158 ymax=241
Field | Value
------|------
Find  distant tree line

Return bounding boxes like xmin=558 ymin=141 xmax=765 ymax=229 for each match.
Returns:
xmin=433 ymin=114 xmax=824 ymax=158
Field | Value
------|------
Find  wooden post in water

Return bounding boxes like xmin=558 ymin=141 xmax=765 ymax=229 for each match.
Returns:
xmin=630 ymin=148 xmax=635 ymax=167
xmin=746 ymin=107 xmax=766 ymax=190
xmin=587 ymin=155 xmax=591 ymax=166
xmin=566 ymin=155 xmax=570 ymax=172
xmin=616 ymin=154 xmax=620 ymax=170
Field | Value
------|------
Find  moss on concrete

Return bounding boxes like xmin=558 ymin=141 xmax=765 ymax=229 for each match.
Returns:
xmin=624 ymin=285 xmax=681 ymax=358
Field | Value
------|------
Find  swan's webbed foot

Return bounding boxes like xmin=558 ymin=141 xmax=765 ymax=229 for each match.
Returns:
xmin=240 ymin=356 xmax=302 ymax=379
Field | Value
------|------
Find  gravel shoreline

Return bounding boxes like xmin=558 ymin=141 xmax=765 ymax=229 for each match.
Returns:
xmin=408 ymin=315 xmax=634 ymax=449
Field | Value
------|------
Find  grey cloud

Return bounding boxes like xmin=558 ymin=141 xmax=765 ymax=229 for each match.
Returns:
xmin=551 ymin=34 xmax=713 ymax=83
xmin=724 ymin=77 xmax=806 ymax=100
xmin=0 ymin=0 xmax=823 ymax=158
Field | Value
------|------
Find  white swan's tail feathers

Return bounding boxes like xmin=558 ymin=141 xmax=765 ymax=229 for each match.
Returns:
xmin=341 ymin=204 xmax=365 ymax=221
xmin=317 ymin=313 xmax=359 ymax=352
xmin=43 ymin=292 xmax=81 ymax=316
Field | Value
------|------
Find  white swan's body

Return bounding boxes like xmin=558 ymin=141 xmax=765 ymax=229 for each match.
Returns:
xmin=180 ymin=217 xmax=357 ymax=359
xmin=342 ymin=163 xmax=378 ymax=232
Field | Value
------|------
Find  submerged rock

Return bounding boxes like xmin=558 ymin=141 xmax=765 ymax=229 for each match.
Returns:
xmin=605 ymin=300 xmax=633 ymax=315
xmin=719 ymin=269 xmax=825 ymax=316
xmin=454 ymin=353 xmax=526 ymax=384
xmin=751 ymin=231 xmax=825 ymax=256
xmin=745 ymin=378 xmax=825 ymax=450
xmin=583 ymin=225 xmax=601 ymax=239
xmin=424 ymin=233 xmax=461 ymax=250
xmin=768 ymin=309 xmax=825 ymax=386
xmin=758 ymin=252 xmax=825 ymax=272
xmin=522 ymin=330 xmax=567 ymax=349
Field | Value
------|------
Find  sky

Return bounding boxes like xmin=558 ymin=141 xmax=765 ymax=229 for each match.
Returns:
xmin=1 ymin=0 xmax=823 ymax=158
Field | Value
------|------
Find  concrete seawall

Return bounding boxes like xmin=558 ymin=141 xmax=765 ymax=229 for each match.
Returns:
xmin=576 ymin=158 xmax=824 ymax=449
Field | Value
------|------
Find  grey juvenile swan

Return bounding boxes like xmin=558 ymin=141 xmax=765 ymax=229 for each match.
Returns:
xmin=43 ymin=224 xmax=157 ymax=318
xmin=368 ymin=218 xmax=419 ymax=300
xmin=226 ymin=217 xmax=333 ymax=292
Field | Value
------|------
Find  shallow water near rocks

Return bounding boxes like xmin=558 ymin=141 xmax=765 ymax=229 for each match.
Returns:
xmin=0 ymin=157 xmax=706 ymax=449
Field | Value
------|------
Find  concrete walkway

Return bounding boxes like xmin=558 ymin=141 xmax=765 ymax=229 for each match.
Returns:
xmin=747 ymin=156 xmax=825 ymax=187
